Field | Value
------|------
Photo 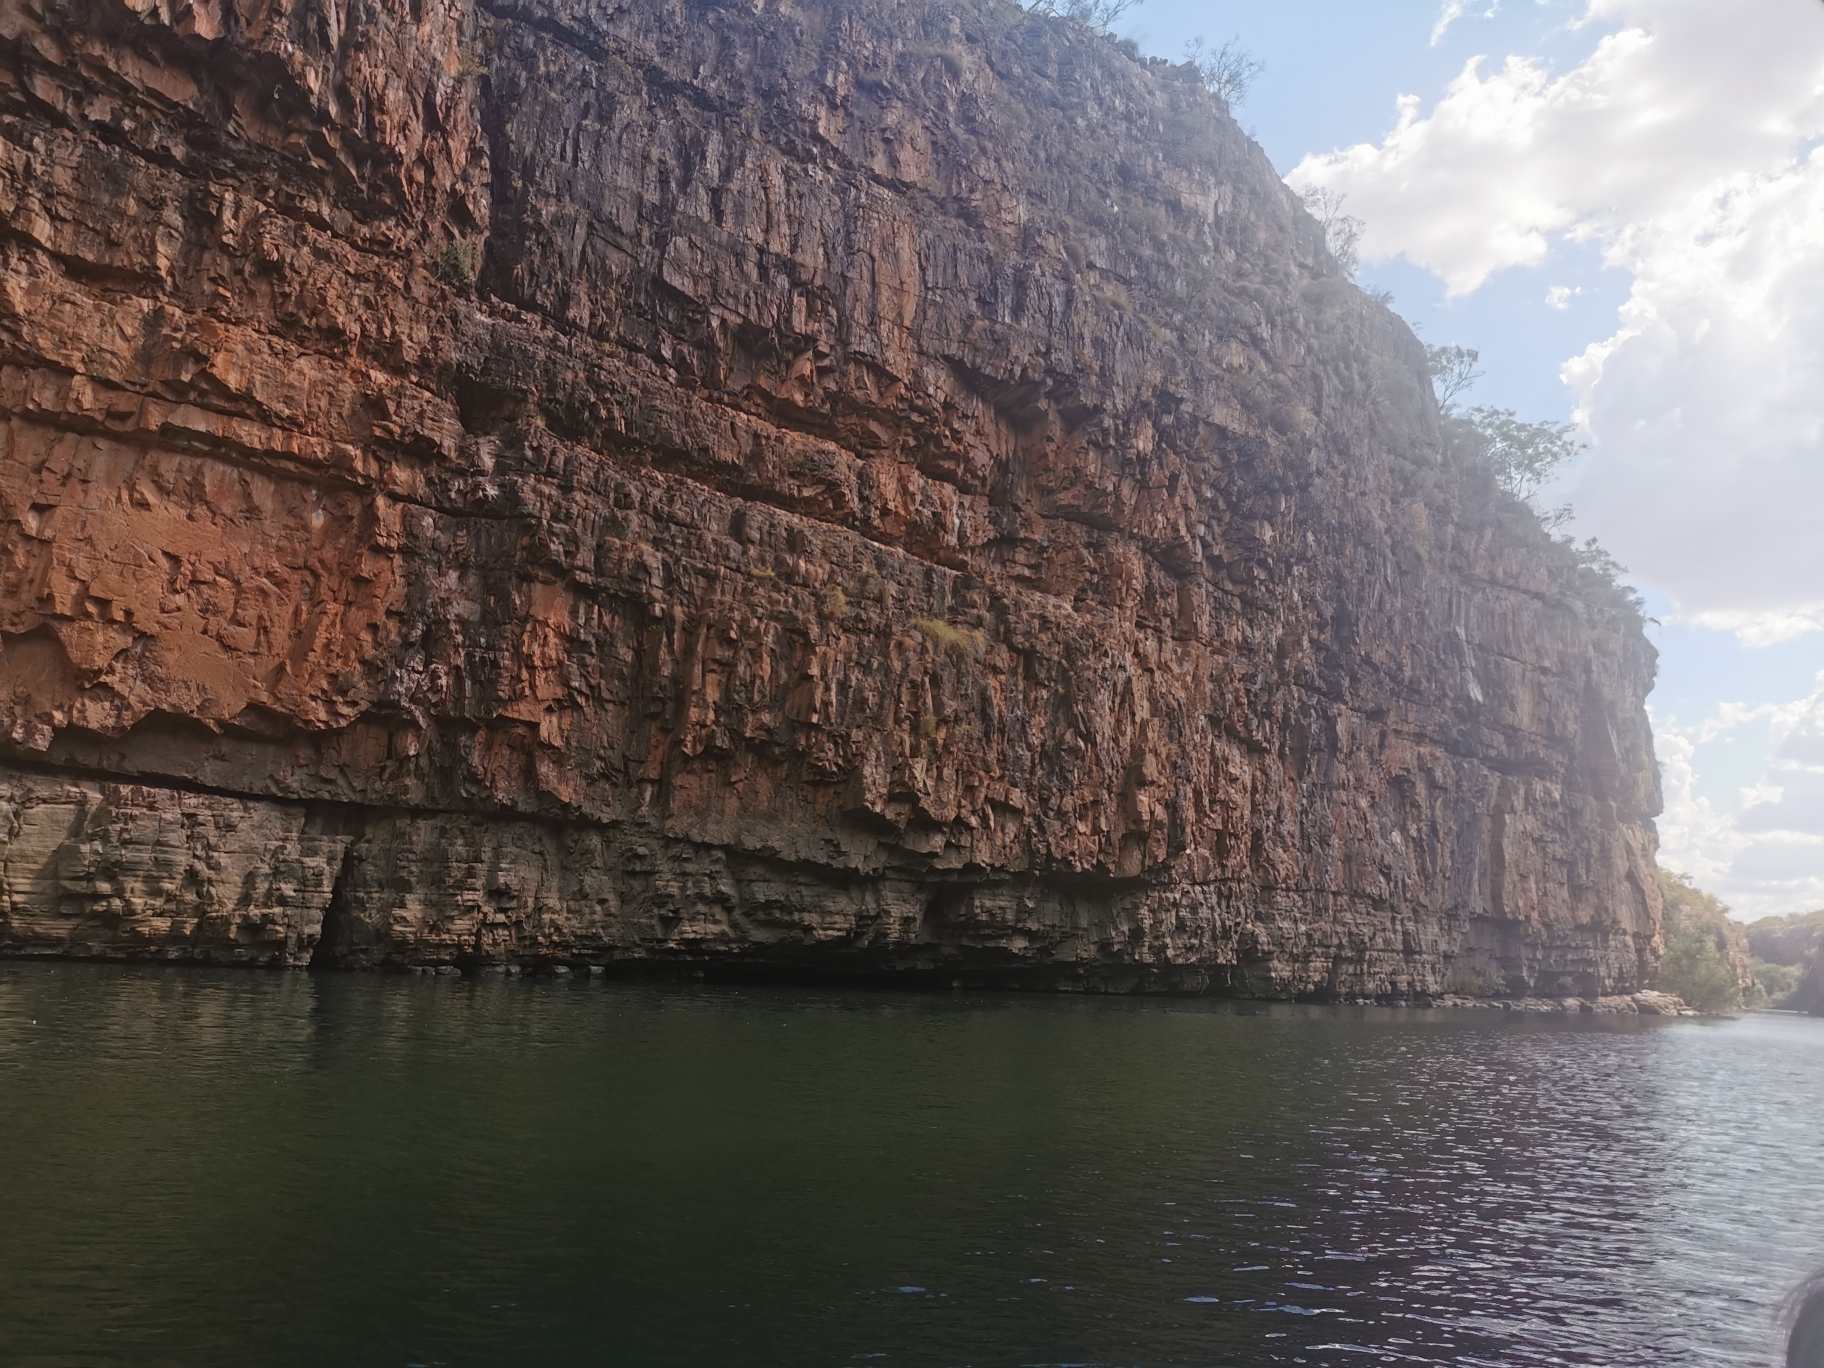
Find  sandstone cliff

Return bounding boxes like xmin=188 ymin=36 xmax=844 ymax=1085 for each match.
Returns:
xmin=0 ymin=0 xmax=1664 ymax=994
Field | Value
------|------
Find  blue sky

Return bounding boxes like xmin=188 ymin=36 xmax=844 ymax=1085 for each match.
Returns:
xmin=1119 ymin=0 xmax=1824 ymax=919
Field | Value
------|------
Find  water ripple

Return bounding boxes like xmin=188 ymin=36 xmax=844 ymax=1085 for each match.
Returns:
xmin=0 ymin=968 xmax=1819 ymax=1366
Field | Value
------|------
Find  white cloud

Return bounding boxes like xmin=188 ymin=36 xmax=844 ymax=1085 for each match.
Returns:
xmin=1292 ymin=1 xmax=1824 ymax=292
xmin=1565 ymin=154 xmax=1824 ymax=637
xmin=1685 ymin=606 xmax=1824 ymax=649
xmin=1656 ymin=673 xmax=1824 ymax=919
xmin=1433 ymin=0 xmax=1503 ymax=46
xmin=1432 ymin=1 xmax=1468 ymax=45
xmin=1287 ymin=0 xmax=1824 ymax=639
xmin=1544 ymin=284 xmax=1580 ymax=309
xmin=1653 ymin=724 xmax=1742 ymax=890
xmin=1695 ymin=700 xmax=1777 ymax=745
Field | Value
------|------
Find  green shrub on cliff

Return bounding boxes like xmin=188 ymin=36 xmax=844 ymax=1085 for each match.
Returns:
xmin=1659 ymin=927 xmax=1742 ymax=1014
xmin=910 ymin=617 xmax=985 ymax=662
xmin=433 ymin=238 xmax=482 ymax=289
xmin=1655 ymin=870 xmax=1750 ymax=1014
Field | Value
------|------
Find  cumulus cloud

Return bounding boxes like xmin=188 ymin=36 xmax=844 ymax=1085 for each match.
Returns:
xmin=1564 ymin=156 xmax=1824 ymax=636
xmin=1656 ymin=673 xmax=1824 ymax=919
xmin=1292 ymin=0 xmax=1824 ymax=292
xmin=1287 ymin=0 xmax=1824 ymax=642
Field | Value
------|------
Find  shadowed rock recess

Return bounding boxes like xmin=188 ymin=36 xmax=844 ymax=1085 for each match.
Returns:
xmin=0 ymin=0 xmax=1664 ymax=995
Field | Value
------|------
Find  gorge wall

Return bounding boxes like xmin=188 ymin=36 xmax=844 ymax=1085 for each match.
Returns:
xmin=0 ymin=0 xmax=1665 ymax=995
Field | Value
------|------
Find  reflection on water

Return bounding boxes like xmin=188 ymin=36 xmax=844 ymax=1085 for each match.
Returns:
xmin=0 ymin=965 xmax=1818 ymax=1367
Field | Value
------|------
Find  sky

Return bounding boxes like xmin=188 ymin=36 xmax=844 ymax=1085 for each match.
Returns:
xmin=1117 ymin=0 xmax=1824 ymax=921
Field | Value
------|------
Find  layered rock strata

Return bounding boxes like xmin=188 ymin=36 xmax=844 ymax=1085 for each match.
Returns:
xmin=0 ymin=0 xmax=1663 ymax=994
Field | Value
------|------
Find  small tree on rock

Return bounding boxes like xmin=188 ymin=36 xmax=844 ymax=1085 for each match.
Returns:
xmin=1297 ymin=187 xmax=1363 ymax=277
xmin=1424 ymin=343 xmax=1482 ymax=414
xmin=1423 ymin=342 xmax=1636 ymax=607
xmin=1461 ymin=405 xmax=1583 ymax=504
xmin=1423 ymin=344 xmax=1582 ymax=502
xmin=1185 ymin=36 xmax=1264 ymax=110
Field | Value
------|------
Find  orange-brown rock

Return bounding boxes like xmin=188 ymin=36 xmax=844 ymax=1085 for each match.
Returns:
xmin=0 ymin=0 xmax=1664 ymax=994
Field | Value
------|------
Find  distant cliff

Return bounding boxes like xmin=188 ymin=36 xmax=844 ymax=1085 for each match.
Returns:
xmin=1748 ymin=911 xmax=1824 ymax=1013
xmin=0 ymin=0 xmax=1664 ymax=995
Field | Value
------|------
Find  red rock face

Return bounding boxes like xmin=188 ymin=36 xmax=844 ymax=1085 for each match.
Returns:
xmin=0 ymin=0 xmax=1663 ymax=995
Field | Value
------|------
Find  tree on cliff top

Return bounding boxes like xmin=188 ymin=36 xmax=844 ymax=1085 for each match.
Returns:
xmin=1024 ymin=0 xmax=1142 ymax=35
xmin=1185 ymin=36 xmax=1265 ymax=111
xmin=1422 ymin=343 xmax=1641 ymax=610
xmin=1299 ymin=187 xmax=1364 ymax=278
xmin=1459 ymin=405 xmax=1583 ymax=505
xmin=1425 ymin=344 xmax=1483 ymax=412
xmin=1424 ymin=342 xmax=1583 ymax=504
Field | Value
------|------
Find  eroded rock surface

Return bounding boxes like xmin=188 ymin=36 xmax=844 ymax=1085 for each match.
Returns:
xmin=0 ymin=0 xmax=1663 ymax=993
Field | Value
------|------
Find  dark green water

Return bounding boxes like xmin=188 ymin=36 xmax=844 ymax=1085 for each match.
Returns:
xmin=1 ymin=967 xmax=1820 ymax=1367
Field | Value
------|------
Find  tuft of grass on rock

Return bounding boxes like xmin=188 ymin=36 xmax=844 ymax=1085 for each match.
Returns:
xmin=910 ymin=617 xmax=984 ymax=662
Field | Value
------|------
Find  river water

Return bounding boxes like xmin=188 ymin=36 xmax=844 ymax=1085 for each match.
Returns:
xmin=1 ymin=966 xmax=1819 ymax=1367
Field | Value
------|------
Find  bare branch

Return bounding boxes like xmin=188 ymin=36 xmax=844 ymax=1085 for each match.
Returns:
xmin=1025 ymin=0 xmax=1143 ymax=36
